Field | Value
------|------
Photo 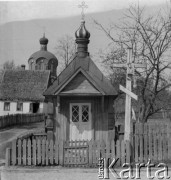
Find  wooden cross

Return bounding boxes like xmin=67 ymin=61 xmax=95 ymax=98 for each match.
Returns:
xmin=78 ymin=1 xmax=88 ymax=21
xmin=114 ymin=48 xmax=146 ymax=141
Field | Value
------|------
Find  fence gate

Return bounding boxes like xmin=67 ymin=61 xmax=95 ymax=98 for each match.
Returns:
xmin=63 ymin=140 xmax=89 ymax=166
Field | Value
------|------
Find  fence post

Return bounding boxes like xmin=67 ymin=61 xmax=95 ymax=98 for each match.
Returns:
xmin=55 ymin=140 xmax=59 ymax=165
xmin=5 ymin=148 xmax=11 ymax=167
xmin=59 ymin=140 xmax=64 ymax=166
xmin=126 ymin=140 xmax=130 ymax=164
xmin=12 ymin=139 xmax=17 ymax=165
xmin=88 ymin=140 xmax=93 ymax=167
xmin=116 ymin=140 xmax=121 ymax=166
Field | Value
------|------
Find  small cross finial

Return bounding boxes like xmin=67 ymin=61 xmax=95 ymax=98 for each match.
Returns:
xmin=78 ymin=1 xmax=88 ymax=21
xmin=42 ymin=26 xmax=46 ymax=37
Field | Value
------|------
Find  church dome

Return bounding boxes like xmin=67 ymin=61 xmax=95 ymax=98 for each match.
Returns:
xmin=75 ymin=20 xmax=90 ymax=39
xmin=28 ymin=34 xmax=58 ymax=63
xmin=29 ymin=50 xmax=57 ymax=62
xmin=28 ymin=34 xmax=58 ymax=79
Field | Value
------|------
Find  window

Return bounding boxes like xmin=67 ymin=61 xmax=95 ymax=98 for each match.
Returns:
xmin=70 ymin=103 xmax=90 ymax=122
xmin=4 ymin=102 xmax=10 ymax=111
xmin=16 ymin=102 xmax=23 ymax=111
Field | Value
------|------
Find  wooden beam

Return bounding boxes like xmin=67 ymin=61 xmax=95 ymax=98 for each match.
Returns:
xmin=55 ymin=96 xmax=60 ymax=141
xmin=119 ymin=85 xmax=138 ymax=100
xmin=112 ymin=64 xmax=127 ymax=68
xmin=134 ymin=63 xmax=146 ymax=69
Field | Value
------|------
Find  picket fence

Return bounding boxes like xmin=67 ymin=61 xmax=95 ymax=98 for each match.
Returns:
xmin=0 ymin=113 xmax=45 ymax=129
xmin=5 ymin=122 xmax=171 ymax=167
xmin=131 ymin=122 xmax=171 ymax=163
xmin=6 ymin=139 xmax=131 ymax=167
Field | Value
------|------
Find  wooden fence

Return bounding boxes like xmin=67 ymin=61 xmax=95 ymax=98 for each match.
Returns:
xmin=6 ymin=139 xmax=131 ymax=167
xmin=131 ymin=122 xmax=171 ymax=163
xmin=0 ymin=113 xmax=45 ymax=129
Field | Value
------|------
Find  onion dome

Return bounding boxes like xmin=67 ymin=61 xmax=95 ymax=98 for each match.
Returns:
xmin=39 ymin=34 xmax=48 ymax=45
xmin=75 ymin=20 xmax=90 ymax=40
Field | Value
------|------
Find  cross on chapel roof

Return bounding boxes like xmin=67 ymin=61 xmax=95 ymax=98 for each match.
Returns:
xmin=78 ymin=1 xmax=88 ymax=21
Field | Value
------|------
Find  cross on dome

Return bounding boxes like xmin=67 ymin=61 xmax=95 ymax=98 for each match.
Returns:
xmin=78 ymin=1 xmax=88 ymax=21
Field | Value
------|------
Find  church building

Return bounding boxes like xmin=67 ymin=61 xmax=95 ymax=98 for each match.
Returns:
xmin=0 ymin=35 xmax=58 ymax=116
xmin=44 ymin=19 xmax=117 ymax=142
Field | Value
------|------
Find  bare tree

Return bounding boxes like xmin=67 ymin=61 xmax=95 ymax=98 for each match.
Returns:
xmin=55 ymin=35 xmax=76 ymax=72
xmin=94 ymin=4 xmax=171 ymax=122
xmin=3 ymin=60 xmax=15 ymax=70
xmin=2 ymin=60 xmax=23 ymax=70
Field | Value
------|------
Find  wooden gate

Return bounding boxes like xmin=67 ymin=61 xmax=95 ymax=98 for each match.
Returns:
xmin=64 ymin=140 xmax=88 ymax=166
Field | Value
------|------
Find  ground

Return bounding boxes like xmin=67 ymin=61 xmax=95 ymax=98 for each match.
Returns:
xmin=1 ymin=166 xmax=171 ymax=180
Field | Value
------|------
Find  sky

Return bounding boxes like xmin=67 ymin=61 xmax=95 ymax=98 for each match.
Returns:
xmin=0 ymin=0 xmax=168 ymax=69
xmin=0 ymin=0 xmax=166 ymax=24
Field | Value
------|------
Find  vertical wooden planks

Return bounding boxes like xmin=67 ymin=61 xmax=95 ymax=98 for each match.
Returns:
xmin=55 ymin=140 xmax=59 ymax=165
xmin=42 ymin=139 xmax=45 ymax=165
xmin=163 ymin=124 xmax=167 ymax=161
xmin=144 ymin=123 xmax=148 ymax=162
xmin=37 ymin=139 xmax=41 ymax=165
xmin=5 ymin=148 xmax=11 ymax=167
xmin=100 ymin=140 xmax=105 ymax=160
xmin=148 ymin=123 xmax=152 ymax=160
xmin=45 ymin=140 xmax=49 ymax=165
xmin=12 ymin=139 xmax=17 ymax=165
xmin=59 ymin=140 xmax=64 ymax=166
xmin=23 ymin=139 xmax=27 ymax=165
xmin=111 ymin=140 xmax=115 ymax=163
xmin=27 ymin=139 xmax=31 ymax=165
xmin=139 ymin=123 xmax=143 ymax=162
xmin=88 ymin=140 xmax=93 ymax=166
xmin=116 ymin=140 xmax=121 ymax=166
xmin=106 ymin=140 xmax=110 ymax=165
xmin=18 ymin=139 xmax=22 ymax=165
xmin=153 ymin=123 xmax=158 ymax=162
xmin=158 ymin=124 xmax=162 ymax=161
xmin=97 ymin=140 xmax=101 ymax=164
xmin=49 ymin=140 xmax=54 ymax=165
xmin=33 ymin=139 xmax=37 ymax=165
xmin=121 ymin=140 xmax=125 ymax=165
xmin=168 ymin=124 xmax=171 ymax=160
xmin=135 ymin=123 xmax=139 ymax=163
xmin=126 ymin=140 xmax=130 ymax=164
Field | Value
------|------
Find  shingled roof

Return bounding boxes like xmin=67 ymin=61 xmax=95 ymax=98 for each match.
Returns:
xmin=44 ymin=55 xmax=117 ymax=96
xmin=0 ymin=70 xmax=50 ymax=102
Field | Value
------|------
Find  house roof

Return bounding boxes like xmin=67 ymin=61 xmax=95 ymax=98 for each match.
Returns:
xmin=0 ymin=70 xmax=50 ymax=102
xmin=44 ymin=55 xmax=117 ymax=96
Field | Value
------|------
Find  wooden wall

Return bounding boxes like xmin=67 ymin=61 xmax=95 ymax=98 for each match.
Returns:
xmin=53 ymin=96 xmax=115 ymax=142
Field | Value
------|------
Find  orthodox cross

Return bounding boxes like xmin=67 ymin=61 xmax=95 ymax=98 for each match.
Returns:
xmin=78 ymin=1 xmax=88 ymax=21
xmin=114 ymin=48 xmax=146 ymax=141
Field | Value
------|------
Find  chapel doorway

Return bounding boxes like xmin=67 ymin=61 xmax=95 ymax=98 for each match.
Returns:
xmin=69 ymin=103 xmax=92 ymax=140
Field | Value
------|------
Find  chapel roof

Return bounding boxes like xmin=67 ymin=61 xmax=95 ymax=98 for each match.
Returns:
xmin=0 ymin=70 xmax=50 ymax=102
xmin=44 ymin=20 xmax=117 ymax=97
xmin=44 ymin=55 xmax=117 ymax=96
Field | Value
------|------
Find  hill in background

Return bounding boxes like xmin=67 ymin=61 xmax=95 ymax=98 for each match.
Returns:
xmin=0 ymin=3 xmax=165 ymax=71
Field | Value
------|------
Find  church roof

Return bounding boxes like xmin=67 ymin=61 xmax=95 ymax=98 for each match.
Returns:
xmin=0 ymin=70 xmax=50 ymax=102
xmin=28 ymin=50 xmax=57 ymax=62
xmin=44 ymin=55 xmax=117 ymax=96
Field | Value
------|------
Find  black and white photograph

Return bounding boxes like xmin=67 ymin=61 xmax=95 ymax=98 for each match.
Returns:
xmin=0 ymin=0 xmax=170 ymax=179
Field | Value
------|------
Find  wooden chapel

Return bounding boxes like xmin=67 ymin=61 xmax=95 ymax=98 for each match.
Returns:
xmin=43 ymin=19 xmax=118 ymax=142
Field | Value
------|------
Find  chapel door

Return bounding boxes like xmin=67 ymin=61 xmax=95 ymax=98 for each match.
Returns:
xmin=70 ymin=103 xmax=92 ymax=140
